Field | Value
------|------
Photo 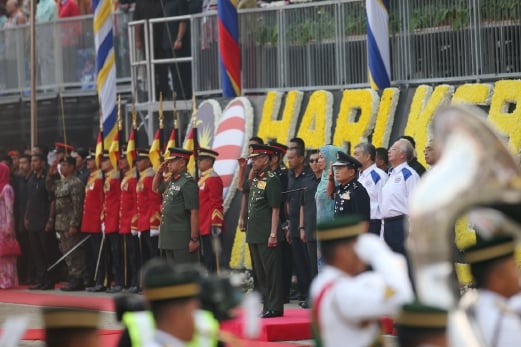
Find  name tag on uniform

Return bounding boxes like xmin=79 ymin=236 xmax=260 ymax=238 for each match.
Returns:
xmin=257 ymin=181 xmax=266 ymax=190
xmin=340 ymin=192 xmax=351 ymax=200
xmin=172 ymin=186 xmax=181 ymax=191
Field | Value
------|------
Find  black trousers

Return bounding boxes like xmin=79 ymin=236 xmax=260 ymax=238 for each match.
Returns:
xmin=291 ymin=237 xmax=311 ymax=298
xmin=140 ymin=231 xmax=159 ymax=264
xmin=368 ymin=219 xmax=382 ymax=236
xmin=28 ymin=229 xmax=60 ymax=285
xmin=201 ymin=234 xmax=223 ymax=273
xmin=306 ymin=240 xmax=318 ymax=280
xmin=86 ymin=233 xmax=109 ymax=286
xmin=249 ymin=243 xmax=284 ymax=313
xmin=383 ymin=216 xmax=406 ymax=256
xmin=16 ymin=225 xmax=34 ymax=283
xmin=107 ymin=233 xmax=123 ymax=287
xmin=121 ymin=234 xmax=139 ymax=288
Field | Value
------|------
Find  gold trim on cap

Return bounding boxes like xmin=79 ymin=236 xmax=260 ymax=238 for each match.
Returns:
xmin=44 ymin=311 xmax=100 ymax=329
xmin=396 ymin=311 xmax=448 ymax=328
xmin=318 ymin=223 xmax=365 ymax=241
xmin=144 ymin=283 xmax=200 ymax=301
xmin=464 ymin=242 xmax=515 ymax=264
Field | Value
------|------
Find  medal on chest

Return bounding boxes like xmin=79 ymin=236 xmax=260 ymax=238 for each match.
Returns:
xmin=137 ymin=182 xmax=144 ymax=192
xmin=257 ymin=181 xmax=266 ymax=190
xmin=340 ymin=191 xmax=351 ymax=200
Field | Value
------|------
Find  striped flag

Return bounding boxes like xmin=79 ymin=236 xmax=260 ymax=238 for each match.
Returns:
xmin=95 ymin=131 xmax=103 ymax=169
xmin=127 ymin=128 xmax=136 ymax=168
xmin=108 ymin=131 xmax=120 ymax=169
xmin=218 ymin=0 xmax=241 ymax=97
xmin=149 ymin=130 xmax=162 ymax=171
xmin=164 ymin=129 xmax=177 ymax=158
xmin=93 ymin=0 xmax=117 ymax=145
xmin=366 ymin=0 xmax=391 ymax=90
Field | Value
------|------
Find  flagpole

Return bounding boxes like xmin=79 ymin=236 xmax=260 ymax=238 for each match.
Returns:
xmin=159 ymin=93 xmax=164 ymax=159
xmin=29 ymin=0 xmax=37 ymax=148
xmin=192 ymin=93 xmax=199 ymax=182
xmin=173 ymin=92 xmax=179 ymax=148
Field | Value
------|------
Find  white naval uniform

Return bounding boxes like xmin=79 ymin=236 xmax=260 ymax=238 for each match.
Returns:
xmin=475 ymin=290 xmax=521 ymax=347
xmin=358 ymin=163 xmax=388 ymax=220
xmin=310 ymin=234 xmax=414 ymax=347
xmin=380 ymin=162 xmax=419 ymax=218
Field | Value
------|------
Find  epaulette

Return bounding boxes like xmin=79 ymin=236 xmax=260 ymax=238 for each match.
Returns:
xmin=267 ymin=171 xmax=275 ymax=178
xmin=184 ymin=171 xmax=193 ymax=178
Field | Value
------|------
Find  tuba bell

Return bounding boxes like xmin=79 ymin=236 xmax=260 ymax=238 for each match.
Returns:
xmin=407 ymin=105 xmax=521 ymax=346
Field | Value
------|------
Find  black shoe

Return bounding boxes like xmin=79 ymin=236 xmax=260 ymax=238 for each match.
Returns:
xmin=261 ymin=310 xmax=283 ymax=318
xmin=29 ymin=283 xmax=43 ymax=290
xmin=299 ymin=301 xmax=310 ymax=309
xmin=61 ymin=280 xmax=85 ymax=292
xmin=126 ymin=286 xmax=139 ymax=294
xmin=86 ymin=284 xmax=106 ymax=292
xmin=39 ymin=283 xmax=55 ymax=290
xmin=107 ymin=285 xmax=123 ymax=294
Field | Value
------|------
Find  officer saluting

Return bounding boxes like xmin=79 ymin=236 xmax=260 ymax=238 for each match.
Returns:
xmin=153 ymin=148 xmax=200 ymax=264
xmin=327 ymin=151 xmax=370 ymax=220
xmin=310 ymin=216 xmax=413 ymax=347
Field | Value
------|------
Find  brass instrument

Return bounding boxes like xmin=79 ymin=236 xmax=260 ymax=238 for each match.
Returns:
xmin=407 ymin=105 xmax=521 ymax=346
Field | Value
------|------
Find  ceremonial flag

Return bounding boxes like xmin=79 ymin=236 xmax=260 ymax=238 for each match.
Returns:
xmin=108 ymin=131 xmax=119 ymax=169
xmin=95 ymin=131 xmax=103 ymax=169
xmin=218 ymin=0 xmax=241 ymax=97
xmin=127 ymin=128 xmax=136 ymax=168
xmin=93 ymin=0 xmax=117 ymax=145
xmin=149 ymin=130 xmax=161 ymax=170
xmin=366 ymin=0 xmax=391 ymax=90
xmin=164 ymin=129 xmax=177 ymax=158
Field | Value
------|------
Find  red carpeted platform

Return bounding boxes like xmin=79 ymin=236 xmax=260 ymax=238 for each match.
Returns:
xmin=221 ymin=308 xmax=312 ymax=342
xmin=0 ymin=329 xmax=121 ymax=345
xmin=0 ymin=286 xmax=115 ymax=311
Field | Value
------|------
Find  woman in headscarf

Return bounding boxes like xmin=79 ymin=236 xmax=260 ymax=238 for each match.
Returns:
xmin=0 ymin=163 xmax=18 ymax=288
xmin=315 ymin=145 xmax=342 ymax=272
xmin=315 ymin=145 xmax=343 ymax=223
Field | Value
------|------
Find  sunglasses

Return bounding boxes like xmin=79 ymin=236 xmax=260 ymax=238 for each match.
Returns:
xmin=309 ymin=159 xmax=319 ymax=163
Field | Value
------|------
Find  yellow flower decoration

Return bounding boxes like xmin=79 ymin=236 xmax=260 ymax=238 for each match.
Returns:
xmin=451 ymin=83 xmax=492 ymax=106
xmin=257 ymin=90 xmax=303 ymax=144
xmin=296 ymin=90 xmax=333 ymax=149
xmin=333 ymin=89 xmax=379 ymax=149
xmin=405 ymin=85 xmax=454 ymax=166
xmin=488 ymin=80 xmax=521 ymax=153
xmin=372 ymin=87 xmax=400 ymax=148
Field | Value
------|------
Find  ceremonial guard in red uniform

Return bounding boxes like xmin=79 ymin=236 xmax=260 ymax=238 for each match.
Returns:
xmin=80 ymin=150 xmax=105 ymax=292
xmin=101 ymin=152 xmax=123 ymax=293
xmin=135 ymin=148 xmax=162 ymax=262
xmin=197 ymin=148 xmax=224 ymax=272
xmin=118 ymin=147 xmax=139 ymax=293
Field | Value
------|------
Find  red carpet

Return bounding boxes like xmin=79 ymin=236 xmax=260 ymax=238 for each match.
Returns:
xmin=0 ymin=286 xmax=115 ymax=311
xmin=221 ymin=309 xmax=312 ymax=342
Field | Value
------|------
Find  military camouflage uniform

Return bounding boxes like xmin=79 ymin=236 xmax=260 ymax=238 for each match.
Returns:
xmin=47 ymin=174 xmax=86 ymax=280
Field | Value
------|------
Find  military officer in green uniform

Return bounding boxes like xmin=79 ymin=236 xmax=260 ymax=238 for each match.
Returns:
xmin=153 ymin=148 xmax=200 ymax=264
xmin=247 ymin=144 xmax=284 ymax=318
xmin=46 ymin=156 xmax=86 ymax=291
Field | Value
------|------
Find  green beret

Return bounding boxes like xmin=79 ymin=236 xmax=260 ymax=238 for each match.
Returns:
xmin=316 ymin=215 xmax=366 ymax=241
xmin=396 ymin=302 xmax=448 ymax=329
xmin=142 ymin=260 xmax=201 ymax=302
xmin=43 ymin=307 xmax=100 ymax=329
xmin=464 ymin=234 xmax=515 ymax=264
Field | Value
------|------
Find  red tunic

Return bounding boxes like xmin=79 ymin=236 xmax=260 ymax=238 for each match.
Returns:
xmin=81 ymin=170 xmax=103 ymax=233
xmin=136 ymin=167 xmax=161 ymax=232
xmin=198 ymin=169 xmax=224 ymax=236
xmin=119 ymin=169 xmax=138 ymax=234
xmin=103 ymin=169 xmax=121 ymax=234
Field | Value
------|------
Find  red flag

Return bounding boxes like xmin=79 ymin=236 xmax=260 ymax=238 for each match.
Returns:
xmin=163 ymin=129 xmax=177 ymax=158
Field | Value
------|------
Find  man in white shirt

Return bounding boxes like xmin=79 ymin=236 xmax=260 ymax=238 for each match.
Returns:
xmin=310 ymin=216 xmax=413 ymax=347
xmin=380 ymin=139 xmax=420 ymax=255
xmin=142 ymin=259 xmax=201 ymax=347
xmin=353 ymin=142 xmax=388 ymax=236
xmin=465 ymin=234 xmax=521 ymax=347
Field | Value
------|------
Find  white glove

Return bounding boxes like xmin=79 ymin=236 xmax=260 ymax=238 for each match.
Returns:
xmin=101 ymin=223 xmax=105 ymax=233
xmin=131 ymin=229 xmax=138 ymax=236
xmin=354 ymin=233 xmax=390 ymax=264
xmin=150 ymin=229 xmax=160 ymax=237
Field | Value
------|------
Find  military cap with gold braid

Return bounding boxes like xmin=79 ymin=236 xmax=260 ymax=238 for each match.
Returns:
xmin=136 ymin=148 xmax=150 ymax=160
xmin=248 ymin=144 xmax=276 ymax=158
xmin=268 ymin=142 xmax=288 ymax=156
xmin=463 ymin=234 xmax=515 ymax=264
xmin=316 ymin=215 xmax=367 ymax=241
xmin=197 ymin=147 xmax=219 ymax=160
xmin=165 ymin=147 xmax=192 ymax=161
xmin=43 ymin=307 xmax=101 ymax=329
xmin=395 ymin=302 xmax=448 ymax=329
xmin=143 ymin=260 xmax=201 ymax=302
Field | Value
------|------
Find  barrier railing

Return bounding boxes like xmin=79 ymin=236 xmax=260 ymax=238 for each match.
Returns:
xmin=2 ymin=0 xmax=521 ymax=101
